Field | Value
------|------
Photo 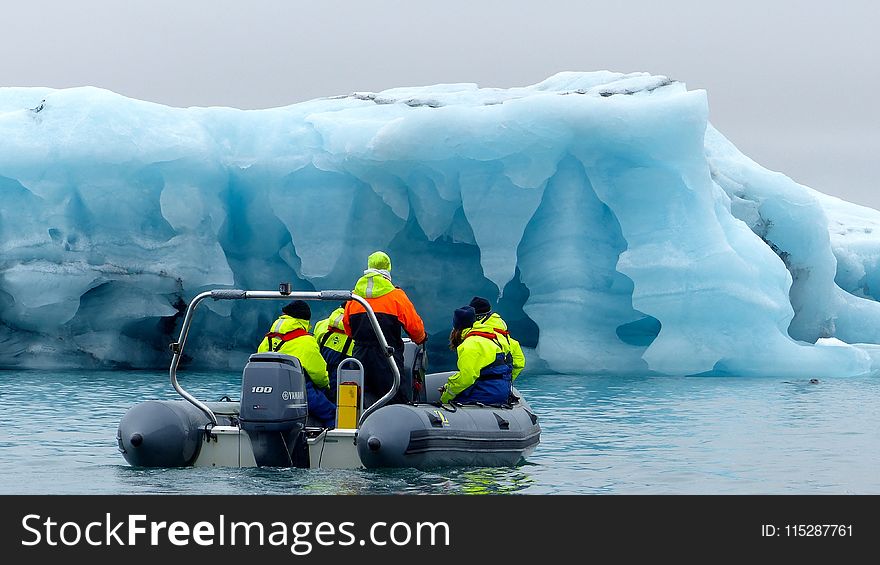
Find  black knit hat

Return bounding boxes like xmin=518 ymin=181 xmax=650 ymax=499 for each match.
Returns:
xmin=469 ymin=296 xmax=492 ymax=315
xmin=453 ymin=306 xmax=476 ymax=330
xmin=282 ymin=300 xmax=311 ymax=320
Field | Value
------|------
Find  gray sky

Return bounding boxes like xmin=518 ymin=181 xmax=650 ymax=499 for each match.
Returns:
xmin=3 ymin=0 xmax=877 ymax=209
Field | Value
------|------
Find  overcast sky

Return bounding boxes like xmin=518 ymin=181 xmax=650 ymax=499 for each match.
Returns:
xmin=3 ymin=0 xmax=877 ymax=209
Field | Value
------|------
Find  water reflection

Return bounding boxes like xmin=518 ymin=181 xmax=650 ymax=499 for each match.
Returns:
xmin=448 ymin=466 xmax=535 ymax=495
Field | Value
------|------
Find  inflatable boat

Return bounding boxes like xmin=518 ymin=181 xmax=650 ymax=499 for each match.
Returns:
xmin=116 ymin=286 xmax=540 ymax=470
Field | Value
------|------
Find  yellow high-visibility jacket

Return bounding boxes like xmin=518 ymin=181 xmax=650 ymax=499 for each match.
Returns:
xmin=257 ymin=315 xmax=330 ymax=390
xmin=479 ymin=312 xmax=525 ymax=380
xmin=314 ymin=307 xmax=355 ymax=356
xmin=441 ymin=321 xmax=512 ymax=403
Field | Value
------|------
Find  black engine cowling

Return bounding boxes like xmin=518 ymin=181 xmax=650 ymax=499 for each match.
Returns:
xmin=240 ymin=353 xmax=309 ymax=467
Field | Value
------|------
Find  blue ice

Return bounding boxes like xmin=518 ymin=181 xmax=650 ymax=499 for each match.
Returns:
xmin=2 ymin=71 xmax=880 ymax=376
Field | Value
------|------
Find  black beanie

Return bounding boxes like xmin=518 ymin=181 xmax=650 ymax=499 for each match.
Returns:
xmin=469 ymin=296 xmax=492 ymax=315
xmin=453 ymin=306 xmax=476 ymax=330
xmin=282 ymin=300 xmax=311 ymax=320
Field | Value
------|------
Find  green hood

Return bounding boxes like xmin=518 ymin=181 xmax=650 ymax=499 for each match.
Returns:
xmin=353 ymin=272 xmax=395 ymax=299
xmin=327 ymin=307 xmax=346 ymax=330
xmin=274 ymin=315 xmax=311 ymax=333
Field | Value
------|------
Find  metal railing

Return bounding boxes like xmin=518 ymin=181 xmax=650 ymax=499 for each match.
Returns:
xmin=168 ymin=286 xmax=401 ymax=427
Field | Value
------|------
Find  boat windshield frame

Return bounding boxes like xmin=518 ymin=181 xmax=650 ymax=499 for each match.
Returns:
xmin=168 ymin=287 xmax=401 ymax=426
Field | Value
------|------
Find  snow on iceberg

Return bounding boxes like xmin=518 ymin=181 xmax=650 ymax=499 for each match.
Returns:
xmin=1 ymin=71 xmax=878 ymax=377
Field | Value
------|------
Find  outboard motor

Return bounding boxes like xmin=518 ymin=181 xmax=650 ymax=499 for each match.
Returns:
xmin=240 ymin=352 xmax=309 ymax=467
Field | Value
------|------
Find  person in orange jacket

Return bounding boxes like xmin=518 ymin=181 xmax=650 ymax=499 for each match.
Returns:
xmin=343 ymin=251 xmax=426 ymax=407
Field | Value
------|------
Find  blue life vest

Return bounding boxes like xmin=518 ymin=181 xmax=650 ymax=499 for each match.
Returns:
xmin=454 ymin=333 xmax=513 ymax=405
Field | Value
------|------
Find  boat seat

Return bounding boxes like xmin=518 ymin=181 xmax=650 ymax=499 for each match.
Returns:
xmin=423 ymin=371 xmax=455 ymax=404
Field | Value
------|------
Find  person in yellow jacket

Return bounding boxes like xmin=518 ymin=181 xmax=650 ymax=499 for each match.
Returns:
xmin=257 ymin=300 xmax=336 ymax=427
xmin=313 ymin=305 xmax=355 ymax=402
xmin=469 ymin=296 xmax=526 ymax=380
xmin=439 ymin=306 xmax=513 ymax=405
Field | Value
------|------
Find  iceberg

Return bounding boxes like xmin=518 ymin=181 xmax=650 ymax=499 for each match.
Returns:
xmin=1 ymin=71 xmax=879 ymax=377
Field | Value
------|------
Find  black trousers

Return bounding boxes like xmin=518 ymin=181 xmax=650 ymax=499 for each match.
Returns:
xmin=353 ymin=344 xmax=408 ymax=408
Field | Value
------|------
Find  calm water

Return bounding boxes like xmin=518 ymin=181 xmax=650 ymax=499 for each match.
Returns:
xmin=0 ymin=369 xmax=878 ymax=494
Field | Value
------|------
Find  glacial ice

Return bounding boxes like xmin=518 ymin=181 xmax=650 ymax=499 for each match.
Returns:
xmin=2 ymin=71 xmax=880 ymax=377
